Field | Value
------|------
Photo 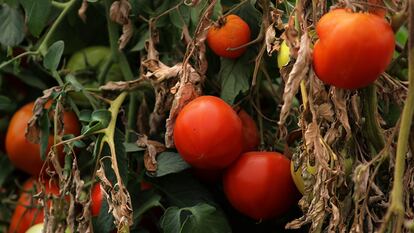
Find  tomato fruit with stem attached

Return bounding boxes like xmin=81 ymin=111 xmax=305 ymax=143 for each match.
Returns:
xmin=207 ymin=14 xmax=251 ymax=59
xmin=8 ymin=178 xmax=59 ymax=233
xmin=174 ymin=96 xmax=243 ymax=169
xmin=313 ymin=9 xmax=394 ymax=89
xmin=5 ymin=101 xmax=80 ymax=176
xmin=223 ymin=151 xmax=299 ymax=220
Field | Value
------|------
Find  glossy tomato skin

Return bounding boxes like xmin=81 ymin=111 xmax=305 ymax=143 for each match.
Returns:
xmin=207 ymin=14 xmax=251 ymax=59
xmin=238 ymin=110 xmax=259 ymax=152
xmin=223 ymin=152 xmax=299 ymax=220
xmin=313 ymin=9 xmax=395 ymax=89
xmin=91 ymin=183 xmax=103 ymax=217
xmin=8 ymin=178 xmax=59 ymax=233
xmin=5 ymin=102 xmax=80 ymax=176
xmin=173 ymin=96 xmax=243 ymax=169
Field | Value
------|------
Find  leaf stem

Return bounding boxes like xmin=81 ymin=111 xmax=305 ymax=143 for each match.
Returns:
xmin=0 ymin=51 xmax=38 ymax=70
xmin=37 ymin=0 xmax=77 ymax=55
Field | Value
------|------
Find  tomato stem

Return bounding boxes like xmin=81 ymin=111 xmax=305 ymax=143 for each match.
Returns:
xmin=380 ymin=0 xmax=414 ymax=231
xmin=361 ymin=84 xmax=385 ymax=152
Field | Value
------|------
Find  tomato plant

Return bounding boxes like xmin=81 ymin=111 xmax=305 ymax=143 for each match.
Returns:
xmin=174 ymin=96 xmax=243 ymax=169
xmin=207 ymin=14 xmax=251 ymax=59
xmin=313 ymin=9 xmax=395 ymax=89
xmin=5 ymin=102 xmax=80 ymax=176
xmin=0 ymin=0 xmax=410 ymax=232
xmin=223 ymin=152 xmax=299 ymax=220
xmin=8 ymin=178 xmax=59 ymax=233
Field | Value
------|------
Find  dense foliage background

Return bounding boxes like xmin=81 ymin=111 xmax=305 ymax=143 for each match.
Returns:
xmin=0 ymin=0 xmax=412 ymax=232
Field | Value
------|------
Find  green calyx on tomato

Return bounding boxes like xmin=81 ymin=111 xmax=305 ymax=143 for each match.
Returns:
xmin=277 ymin=40 xmax=290 ymax=69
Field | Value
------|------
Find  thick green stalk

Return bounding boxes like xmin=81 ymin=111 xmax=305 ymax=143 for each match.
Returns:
xmin=362 ymin=85 xmax=385 ymax=152
xmin=387 ymin=0 xmax=414 ymax=231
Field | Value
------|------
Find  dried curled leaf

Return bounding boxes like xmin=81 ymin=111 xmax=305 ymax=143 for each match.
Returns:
xmin=331 ymin=87 xmax=351 ymax=138
xmin=109 ymin=0 xmax=131 ymax=25
xmin=136 ymin=135 xmax=166 ymax=173
xmin=278 ymin=33 xmax=311 ymax=128
xmin=100 ymin=78 xmax=146 ymax=91
xmin=165 ymin=65 xmax=203 ymax=148
xmin=265 ymin=24 xmax=280 ymax=55
xmin=78 ymin=0 xmax=88 ymax=22
xmin=96 ymin=164 xmax=133 ymax=231
xmin=26 ymin=87 xmax=63 ymax=144
xmin=119 ymin=19 xmax=133 ymax=50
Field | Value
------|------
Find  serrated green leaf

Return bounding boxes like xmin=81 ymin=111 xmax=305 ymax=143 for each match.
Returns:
xmin=219 ymin=58 xmax=251 ymax=104
xmin=43 ymin=40 xmax=64 ymax=71
xmin=153 ymin=152 xmax=190 ymax=177
xmin=20 ymin=0 xmax=52 ymax=37
xmin=0 ymin=4 xmax=25 ymax=46
xmin=160 ymin=207 xmax=182 ymax=233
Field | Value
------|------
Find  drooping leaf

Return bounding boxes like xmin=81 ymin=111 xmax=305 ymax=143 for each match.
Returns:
xmin=0 ymin=4 xmax=25 ymax=46
xmin=0 ymin=95 xmax=16 ymax=112
xmin=161 ymin=204 xmax=231 ymax=233
xmin=153 ymin=152 xmax=190 ymax=177
xmin=219 ymin=57 xmax=251 ymax=104
xmin=20 ymin=0 xmax=52 ymax=37
xmin=43 ymin=40 xmax=65 ymax=71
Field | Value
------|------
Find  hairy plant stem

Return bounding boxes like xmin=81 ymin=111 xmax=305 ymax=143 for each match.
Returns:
xmin=362 ymin=84 xmax=385 ymax=152
xmin=380 ymin=1 xmax=413 ymax=232
xmin=104 ymin=0 xmax=137 ymax=142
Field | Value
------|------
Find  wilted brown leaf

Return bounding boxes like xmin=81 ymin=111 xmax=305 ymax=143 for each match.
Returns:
xmin=119 ymin=19 xmax=133 ymax=50
xmin=331 ymin=87 xmax=351 ymax=139
xmin=78 ymin=0 xmax=88 ymax=22
xmin=136 ymin=135 xmax=166 ymax=173
xmin=278 ymin=33 xmax=311 ymax=129
xmin=109 ymin=0 xmax=131 ymax=25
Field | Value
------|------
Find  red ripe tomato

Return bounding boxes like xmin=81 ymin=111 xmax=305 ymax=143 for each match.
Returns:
xmin=223 ymin=151 xmax=299 ymax=220
xmin=91 ymin=183 xmax=103 ymax=217
xmin=173 ymin=96 xmax=243 ymax=169
xmin=207 ymin=14 xmax=251 ymax=59
xmin=8 ymin=178 xmax=60 ymax=233
xmin=238 ymin=110 xmax=259 ymax=152
xmin=313 ymin=9 xmax=395 ymax=89
xmin=5 ymin=102 xmax=80 ymax=176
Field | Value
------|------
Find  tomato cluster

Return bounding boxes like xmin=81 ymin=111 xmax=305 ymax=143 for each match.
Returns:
xmin=173 ymin=96 xmax=300 ymax=220
xmin=5 ymin=101 xmax=80 ymax=176
xmin=8 ymin=179 xmax=103 ymax=233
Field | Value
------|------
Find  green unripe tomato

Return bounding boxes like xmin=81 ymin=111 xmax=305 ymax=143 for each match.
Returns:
xmin=67 ymin=46 xmax=122 ymax=82
xmin=25 ymin=223 xmax=71 ymax=233
xmin=277 ymin=40 xmax=290 ymax=69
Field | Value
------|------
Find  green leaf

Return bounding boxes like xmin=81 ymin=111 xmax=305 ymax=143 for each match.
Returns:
xmin=134 ymin=193 xmax=162 ymax=217
xmin=0 ymin=155 xmax=14 ymax=186
xmin=0 ymin=95 xmax=16 ymax=112
xmin=0 ymin=4 xmax=25 ymax=46
xmin=20 ymin=0 xmax=52 ymax=37
xmin=124 ymin=142 xmax=145 ymax=153
xmin=153 ymin=152 xmax=190 ymax=177
xmin=161 ymin=207 xmax=182 ymax=233
xmin=93 ymin=197 xmax=115 ymax=233
xmin=219 ymin=58 xmax=251 ymax=104
xmin=39 ymin=109 xmax=50 ymax=161
xmin=81 ymin=109 xmax=111 ymax=135
xmin=161 ymin=204 xmax=231 ymax=233
xmin=149 ymin=172 xmax=214 ymax=207
xmin=169 ymin=5 xmax=190 ymax=29
xmin=43 ymin=40 xmax=64 ymax=71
